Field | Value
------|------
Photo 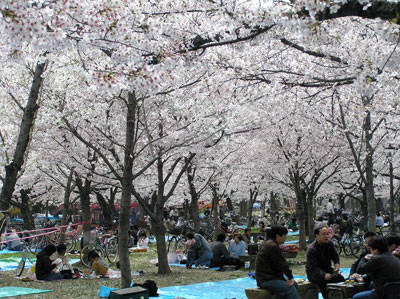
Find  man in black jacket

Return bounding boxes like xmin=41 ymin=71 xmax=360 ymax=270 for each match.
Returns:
xmin=353 ymin=236 xmax=400 ymax=299
xmin=209 ymin=233 xmax=244 ymax=270
xmin=255 ymin=225 xmax=299 ymax=299
xmin=350 ymin=232 xmax=376 ymax=275
xmin=35 ymin=244 xmax=63 ymax=281
xmin=306 ymin=226 xmax=343 ymax=298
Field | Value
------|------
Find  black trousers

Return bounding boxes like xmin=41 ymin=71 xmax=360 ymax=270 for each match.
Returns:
xmin=212 ymin=256 xmax=244 ymax=269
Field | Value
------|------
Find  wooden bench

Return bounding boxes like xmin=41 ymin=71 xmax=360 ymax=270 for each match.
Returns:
xmin=245 ymin=281 xmax=320 ymax=299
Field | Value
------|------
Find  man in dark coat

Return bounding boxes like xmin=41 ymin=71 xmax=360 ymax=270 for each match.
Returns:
xmin=255 ymin=225 xmax=299 ymax=299
xmin=209 ymin=233 xmax=244 ymax=270
xmin=306 ymin=226 xmax=343 ymax=298
xmin=353 ymin=236 xmax=400 ymax=299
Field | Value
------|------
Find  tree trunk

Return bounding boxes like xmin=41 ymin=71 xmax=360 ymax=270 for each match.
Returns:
xmin=240 ymin=200 xmax=247 ymax=217
xmin=211 ymin=186 xmax=220 ymax=240
xmin=270 ymin=192 xmax=279 ymax=224
xmin=186 ymin=164 xmax=200 ymax=231
xmin=306 ymin=195 xmax=314 ymax=242
xmin=118 ymin=91 xmax=137 ymax=288
xmin=296 ymin=189 xmax=307 ymax=251
xmin=152 ymin=218 xmax=171 ymax=274
xmin=247 ymin=188 xmax=258 ymax=228
xmin=389 ymin=160 xmax=396 ymax=233
xmin=60 ymin=168 xmax=74 ymax=243
xmin=364 ymin=110 xmax=376 ymax=232
xmin=20 ymin=191 xmax=35 ymax=230
xmin=338 ymin=194 xmax=345 ymax=210
xmin=96 ymin=192 xmax=113 ymax=229
xmin=0 ymin=61 xmax=47 ymax=210
xmin=75 ymin=175 xmax=92 ymax=247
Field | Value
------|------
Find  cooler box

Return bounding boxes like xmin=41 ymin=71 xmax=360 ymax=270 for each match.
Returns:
xmin=327 ymin=282 xmax=365 ymax=299
xmin=109 ymin=287 xmax=149 ymax=299
xmin=247 ymin=244 xmax=259 ymax=255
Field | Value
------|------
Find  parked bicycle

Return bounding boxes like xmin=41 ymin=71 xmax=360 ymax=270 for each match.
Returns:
xmin=16 ymin=242 xmax=36 ymax=277
xmin=80 ymin=233 xmax=118 ymax=267
xmin=331 ymin=232 xmax=363 ymax=258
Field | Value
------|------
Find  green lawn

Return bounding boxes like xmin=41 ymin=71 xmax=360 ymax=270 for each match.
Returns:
xmin=0 ymin=241 xmax=358 ymax=298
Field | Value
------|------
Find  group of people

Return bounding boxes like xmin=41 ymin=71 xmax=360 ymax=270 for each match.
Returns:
xmin=34 ymin=243 xmax=112 ymax=281
xmin=184 ymin=232 xmax=249 ymax=269
xmin=255 ymin=225 xmax=400 ymax=299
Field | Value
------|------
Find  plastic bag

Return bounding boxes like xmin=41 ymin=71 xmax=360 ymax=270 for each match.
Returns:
xmin=98 ymin=285 xmax=117 ymax=298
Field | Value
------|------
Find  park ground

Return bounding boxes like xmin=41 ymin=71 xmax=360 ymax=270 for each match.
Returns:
xmin=0 ymin=238 xmax=357 ymax=299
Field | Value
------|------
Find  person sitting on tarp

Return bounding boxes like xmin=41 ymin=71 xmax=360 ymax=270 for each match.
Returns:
xmin=255 ymin=225 xmax=299 ymax=299
xmin=228 ymin=234 xmax=246 ymax=259
xmin=186 ymin=232 xmax=213 ymax=269
xmin=210 ymin=233 xmax=244 ymax=270
xmin=88 ymin=250 xmax=109 ymax=276
xmin=50 ymin=244 xmax=74 ymax=278
xmin=352 ymin=236 xmax=400 ymax=299
xmin=137 ymin=231 xmax=149 ymax=249
xmin=3 ymin=229 xmax=24 ymax=251
xmin=36 ymin=244 xmax=64 ymax=281
xmin=242 ymin=228 xmax=252 ymax=245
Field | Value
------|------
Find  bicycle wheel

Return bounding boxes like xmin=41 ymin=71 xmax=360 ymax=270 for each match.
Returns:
xmin=331 ymin=236 xmax=342 ymax=255
xmin=15 ymin=257 xmax=26 ymax=277
xmin=350 ymin=235 xmax=363 ymax=258
xmin=105 ymin=238 xmax=119 ymax=264
xmin=343 ymin=238 xmax=353 ymax=256
xmin=80 ymin=244 xmax=105 ymax=268
xmin=65 ymin=236 xmax=77 ymax=253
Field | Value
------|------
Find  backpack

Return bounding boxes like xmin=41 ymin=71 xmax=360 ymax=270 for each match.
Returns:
xmin=135 ymin=280 xmax=158 ymax=296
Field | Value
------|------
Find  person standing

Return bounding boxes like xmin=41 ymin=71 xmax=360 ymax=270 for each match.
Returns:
xmin=326 ymin=199 xmax=335 ymax=226
xmin=306 ymin=226 xmax=343 ymax=298
xmin=255 ymin=225 xmax=299 ymax=299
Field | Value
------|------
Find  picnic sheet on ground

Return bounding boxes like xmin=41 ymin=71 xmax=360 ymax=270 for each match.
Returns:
xmin=0 ymin=249 xmax=22 ymax=254
xmin=168 ymin=263 xmax=220 ymax=270
xmin=0 ymin=257 xmax=80 ymax=271
xmin=155 ymin=268 xmax=351 ymax=299
xmin=0 ymin=287 xmax=52 ymax=298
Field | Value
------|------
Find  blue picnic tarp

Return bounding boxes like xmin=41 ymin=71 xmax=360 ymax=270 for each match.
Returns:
xmin=155 ymin=268 xmax=351 ymax=299
xmin=0 ymin=287 xmax=52 ymax=298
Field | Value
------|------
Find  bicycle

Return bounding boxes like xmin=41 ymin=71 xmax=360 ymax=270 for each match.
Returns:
xmin=331 ymin=232 xmax=363 ymax=258
xmin=32 ymin=229 xmax=61 ymax=253
xmin=79 ymin=233 xmax=118 ymax=267
xmin=16 ymin=242 xmax=36 ymax=277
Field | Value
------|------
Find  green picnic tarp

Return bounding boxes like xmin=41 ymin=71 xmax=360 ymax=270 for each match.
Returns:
xmin=0 ymin=287 xmax=52 ymax=298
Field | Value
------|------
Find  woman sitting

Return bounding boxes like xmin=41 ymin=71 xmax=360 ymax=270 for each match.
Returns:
xmin=137 ymin=231 xmax=149 ymax=249
xmin=50 ymin=244 xmax=74 ymax=277
xmin=35 ymin=244 xmax=64 ymax=281
xmin=228 ymin=234 xmax=246 ymax=259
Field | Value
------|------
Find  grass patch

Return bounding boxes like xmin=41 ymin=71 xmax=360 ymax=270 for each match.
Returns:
xmin=0 ymin=240 xmax=358 ymax=298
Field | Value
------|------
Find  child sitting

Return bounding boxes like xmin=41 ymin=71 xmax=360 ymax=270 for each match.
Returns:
xmin=87 ymin=251 xmax=109 ymax=276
